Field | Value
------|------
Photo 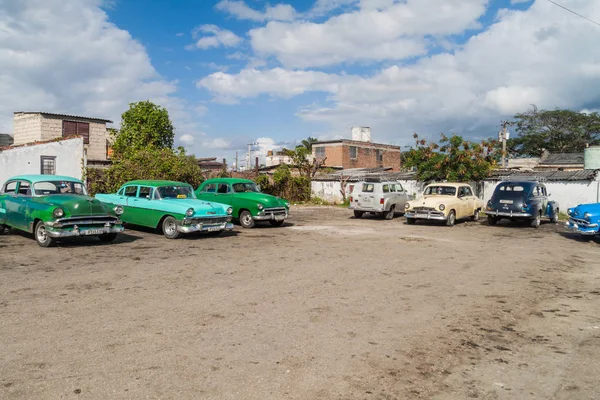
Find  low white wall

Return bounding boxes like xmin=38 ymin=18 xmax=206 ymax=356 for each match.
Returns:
xmin=0 ymin=138 xmax=85 ymax=184
xmin=482 ymin=180 xmax=600 ymax=210
xmin=312 ymin=179 xmax=427 ymax=203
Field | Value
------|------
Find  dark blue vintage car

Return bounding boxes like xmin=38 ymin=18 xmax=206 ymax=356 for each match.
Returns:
xmin=485 ymin=181 xmax=559 ymax=228
xmin=565 ymin=203 xmax=600 ymax=235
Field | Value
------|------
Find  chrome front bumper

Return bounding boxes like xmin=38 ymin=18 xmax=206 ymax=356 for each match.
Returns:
xmin=253 ymin=209 xmax=290 ymax=221
xmin=486 ymin=210 xmax=532 ymax=218
xmin=565 ymin=218 xmax=599 ymax=235
xmin=177 ymin=222 xmax=235 ymax=233
xmin=405 ymin=211 xmax=447 ymax=221
xmin=46 ymin=224 xmax=124 ymax=238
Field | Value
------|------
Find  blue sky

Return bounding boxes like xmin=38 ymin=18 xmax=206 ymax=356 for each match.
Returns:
xmin=2 ymin=0 xmax=600 ymax=167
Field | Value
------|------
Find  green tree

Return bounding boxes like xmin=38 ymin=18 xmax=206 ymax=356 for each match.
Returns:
xmin=403 ymin=133 xmax=498 ymax=182
xmin=507 ymin=107 xmax=600 ymax=156
xmin=112 ymin=100 xmax=175 ymax=156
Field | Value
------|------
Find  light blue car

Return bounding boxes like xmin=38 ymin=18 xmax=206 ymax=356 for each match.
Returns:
xmin=565 ymin=203 xmax=600 ymax=236
xmin=95 ymin=180 xmax=234 ymax=239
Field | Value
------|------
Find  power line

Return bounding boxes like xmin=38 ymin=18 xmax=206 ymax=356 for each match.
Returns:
xmin=545 ymin=0 xmax=600 ymax=28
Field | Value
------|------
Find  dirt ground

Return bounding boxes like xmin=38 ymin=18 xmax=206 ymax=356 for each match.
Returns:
xmin=1 ymin=206 xmax=599 ymax=400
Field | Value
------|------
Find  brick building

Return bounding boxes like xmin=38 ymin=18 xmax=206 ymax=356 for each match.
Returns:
xmin=13 ymin=112 xmax=112 ymax=161
xmin=312 ymin=139 xmax=402 ymax=171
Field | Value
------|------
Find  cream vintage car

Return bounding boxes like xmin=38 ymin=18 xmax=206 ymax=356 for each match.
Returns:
xmin=404 ymin=183 xmax=484 ymax=226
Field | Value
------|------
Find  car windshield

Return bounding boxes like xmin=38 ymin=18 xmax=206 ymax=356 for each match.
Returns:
xmin=156 ymin=186 xmax=196 ymax=199
xmin=33 ymin=181 xmax=87 ymax=196
xmin=232 ymin=182 xmax=261 ymax=193
xmin=424 ymin=186 xmax=456 ymax=196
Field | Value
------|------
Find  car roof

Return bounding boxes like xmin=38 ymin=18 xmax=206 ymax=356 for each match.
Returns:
xmin=7 ymin=175 xmax=83 ymax=184
xmin=424 ymin=182 xmax=469 ymax=188
xmin=122 ymin=180 xmax=190 ymax=187
xmin=202 ymin=178 xmax=254 ymax=184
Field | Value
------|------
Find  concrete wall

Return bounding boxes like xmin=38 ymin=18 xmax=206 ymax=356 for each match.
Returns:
xmin=0 ymin=138 xmax=85 ymax=184
xmin=312 ymin=179 xmax=426 ymax=204
xmin=482 ymin=180 xmax=600 ymax=210
xmin=13 ymin=113 xmax=43 ymax=145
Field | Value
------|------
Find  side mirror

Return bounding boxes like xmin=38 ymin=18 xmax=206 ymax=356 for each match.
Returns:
xmin=256 ymin=185 xmax=261 ymax=192
xmin=547 ymin=193 xmax=551 ymax=197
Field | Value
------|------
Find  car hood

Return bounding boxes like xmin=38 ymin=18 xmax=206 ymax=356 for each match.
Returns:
xmin=571 ymin=203 xmax=600 ymax=218
xmin=233 ymin=192 xmax=288 ymax=207
xmin=159 ymin=198 xmax=230 ymax=215
xmin=409 ymin=195 xmax=456 ymax=208
xmin=33 ymin=194 xmax=109 ymax=216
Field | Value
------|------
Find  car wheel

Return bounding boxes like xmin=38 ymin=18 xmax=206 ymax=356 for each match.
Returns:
xmin=487 ymin=215 xmax=498 ymax=226
xmin=35 ymin=221 xmax=56 ymax=247
xmin=550 ymin=210 xmax=559 ymax=223
xmin=446 ymin=210 xmax=456 ymax=227
xmin=269 ymin=220 xmax=284 ymax=227
xmin=353 ymin=210 xmax=364 ymax=219
xmin=239 ymin=210 xmax=255 ymax=229
xmin=471 ymin=209 xmax=480 ymax=221
xmin=98 ymin=233 xmax=118 ymax=242
xmin=406 ymin=218 xmax=416 ymax=225
xmin=0 ymin=224 xmax=7 ymax=234
xmin=162 ymin=216 xmax=181 ymax=239
xmin=384 ymin=205 xmax=395 ymax=220
xmin=530 ymin=212 xmax=541 ymax=229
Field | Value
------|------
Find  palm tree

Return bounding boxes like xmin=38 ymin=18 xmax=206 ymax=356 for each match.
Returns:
xmin=300 ymin=137 xmax=318 ymax=152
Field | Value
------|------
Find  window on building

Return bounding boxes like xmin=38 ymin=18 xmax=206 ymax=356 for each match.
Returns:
xmin=315 ymin=147 xmax=326 ymax=159
xmin=63 ymin=121 xmax=90 ymax=144
xmin=40 ymin=156 xmax=56 ymax=175
xmin=349 ymin=146 xmax=358 ymax=159
xmin=377 ymin=150 xmax=384 ymax=164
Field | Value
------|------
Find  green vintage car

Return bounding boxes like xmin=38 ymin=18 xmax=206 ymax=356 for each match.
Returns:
xmin=195 ymin=178 xmax=290 ymax=228
xmin=0 ymin=175 xmax=124 ymax=247
xmin=95 ymin=180 xmax=234 ymax=239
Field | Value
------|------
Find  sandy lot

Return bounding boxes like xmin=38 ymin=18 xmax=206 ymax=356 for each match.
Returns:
xmin=1 ymin=206 xmax=599 ymax=399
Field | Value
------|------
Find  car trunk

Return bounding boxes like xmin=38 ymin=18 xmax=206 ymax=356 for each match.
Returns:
xmin=493 ymin=191 xmax=528 ymax=213
xmin=355 ymin=191 xmax=379 ymax=210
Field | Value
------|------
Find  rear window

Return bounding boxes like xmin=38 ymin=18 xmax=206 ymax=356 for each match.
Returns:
xmin=362 ymin=183 xmax=375 ymax=193
xmin=499 ymin=185 xmax=525 ymax=192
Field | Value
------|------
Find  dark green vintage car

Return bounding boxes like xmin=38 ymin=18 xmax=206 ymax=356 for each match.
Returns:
xmin=195 ymin=178 xmax=290 ymax=228
xmin=0 ymin=175 xmax=124 ymax=247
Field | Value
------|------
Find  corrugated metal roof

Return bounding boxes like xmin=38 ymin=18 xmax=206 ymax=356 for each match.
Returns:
xmin=14 ymin=111 xmax=113 ymax=123
xmin=313 ymin=168 xmax=416 ymax=182
xmin=539 ymin=152 xmax=584 ymax=165
xmin=487 ymin=169 xmax=597 ymax=181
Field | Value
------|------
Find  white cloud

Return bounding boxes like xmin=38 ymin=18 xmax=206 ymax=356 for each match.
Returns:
xmin=202 ymin=137 xmax=232 ymax=150
xmin=179 ymin=133 xmax=195 ymax=145
xmin=0 ymin=0 xmax=190 ymax=136
xmin=249 ymin=0 xmax=487 ymax=68
xmin=215 ymin=0 xmax=297 ymax=21
xmin=199 ymin=0 xmax=600 ymax=143
xmin=187 ymin=24 xmax=242 ymax=50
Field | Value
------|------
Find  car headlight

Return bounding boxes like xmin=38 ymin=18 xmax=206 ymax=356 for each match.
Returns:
xmin=404 ymin=203 xmax=410 ymax=209
xmin=567 ymin=208 xmax=573 ymax=215
xmin=257 ymin=203 xmax=264 ymax=210
xmin=53 ymin=207 xmax=64 ymax=218
xmin=227 ymin=207 xmax=233 ymax=215
xmin=186 ymin=208 xmax=194 ymax=217
xmin=439 ymin=204 xmax=445 ymax=211
xmin=113 ymin=205 xmax=123 ymax=216
xmin=284 ymin=202 xmax=290 ymax=208
xmin=584 ymin=212 xmax=590 ymax=221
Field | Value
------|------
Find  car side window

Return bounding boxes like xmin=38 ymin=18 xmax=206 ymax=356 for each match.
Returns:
xmin=203 ymin=183 xmax=217 ymax=193
xmin=138 ymin=186 xmax=153 ymax=199
xmin=117 ymin=187 xmax=125 ymax=196
xmin=382 ymin=184 xmax=389 ymax=193
xmin=541 ymin=186 xmax=547 ymax=196
xmin=17 ymin=181 xmax=31 ymax=196
xmin=125 ymin=186 xmax=138 ymax=197
xmin=217 ymin=184 xmax=231 ymax=194
xmin=3 ymin=181 xmax=17 ymax=194
xmin=396 ymin=183 xmax=403 ymax=192
xmin=463 ymin=186 xmax=473 ymax=196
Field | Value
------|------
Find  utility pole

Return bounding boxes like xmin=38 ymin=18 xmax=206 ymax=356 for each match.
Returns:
xmin=235 ymin=151 xmax=238 ymax=172
xmin=499 ymin=121 xmax=511 ymax=168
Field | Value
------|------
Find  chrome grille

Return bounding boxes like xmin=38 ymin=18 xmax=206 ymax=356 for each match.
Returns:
xmin=264 ymin=207 xmax=287 ymax=215
xmin=413 ymin=207 xmax=435 ymax=212
xmin=569 ymin=217 xmax=590 ymax=227
xmin=189 ymin=216 xmax=229 ymax=225
xmin=56 ymin=215 xmax=118 ymax=226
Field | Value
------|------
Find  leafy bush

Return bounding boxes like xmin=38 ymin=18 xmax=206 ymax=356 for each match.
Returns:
xmin=86 ymin=148 xmax=203 ymax=195
xmin=253 ymin=165 xmax=310 ymax=202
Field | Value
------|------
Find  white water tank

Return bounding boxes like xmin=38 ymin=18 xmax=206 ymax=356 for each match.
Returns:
xmin=351 ymin=126 xmax=371 ymax=142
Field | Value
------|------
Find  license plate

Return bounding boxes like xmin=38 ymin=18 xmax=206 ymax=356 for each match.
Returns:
xmin=206 ymin=226 xmax=221 ymax=232
xmin=416 ymin=213 xmax=429 ymax=218
xmin=499 ymin=199 xmax=513 ymax=204
xmin=83 ymin=229 xmax=105 ymax=235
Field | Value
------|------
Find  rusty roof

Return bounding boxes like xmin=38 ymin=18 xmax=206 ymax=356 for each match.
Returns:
xmin=14 ymin=111 xmax=113 ymax=123
xmin=487 ymin=169 xmax=597 ymax=182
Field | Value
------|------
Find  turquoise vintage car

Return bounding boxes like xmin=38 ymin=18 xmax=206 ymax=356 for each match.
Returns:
xmin=195 ymin=178 xmax=290 ymax=228
xmin=0 ymin=175 xmax=124 ymax=247
xmin=95 ymin=180 xmax=234 ymax=239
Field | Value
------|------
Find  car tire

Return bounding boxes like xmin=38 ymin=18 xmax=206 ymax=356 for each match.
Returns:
xmin=550 ymin=210 xmax=559 ymax=223
xmin=162 ymin=216 xmax=181 ymax=239
xmin=384 ymin=205 xmax=395 ymax=220
xmin=487 ymin=215 xmax=498 ymax=226
xmin=446 ymin=210 xmax=456 ymax=227
xmin=406 ymin=218 xmax=416 ymax=225
xmin=35 ymin=220 xmax=56 ymax=247
xmin=0 ymin=224 xmax=7 ymax=234
xmin=269 ymin=220 xmax=284 ymax=227
xmin=98 ymin=233 xmax=118 ymax=242
xmin=530 ymin=212 xmax=541 ymax=229
xmin=471 ymin=209 xmax=480 ymax=221
xmin=353 ymin=210 xmax=364 ymax=219
xmin=239 ymin=210 xmax=255 ymax=229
